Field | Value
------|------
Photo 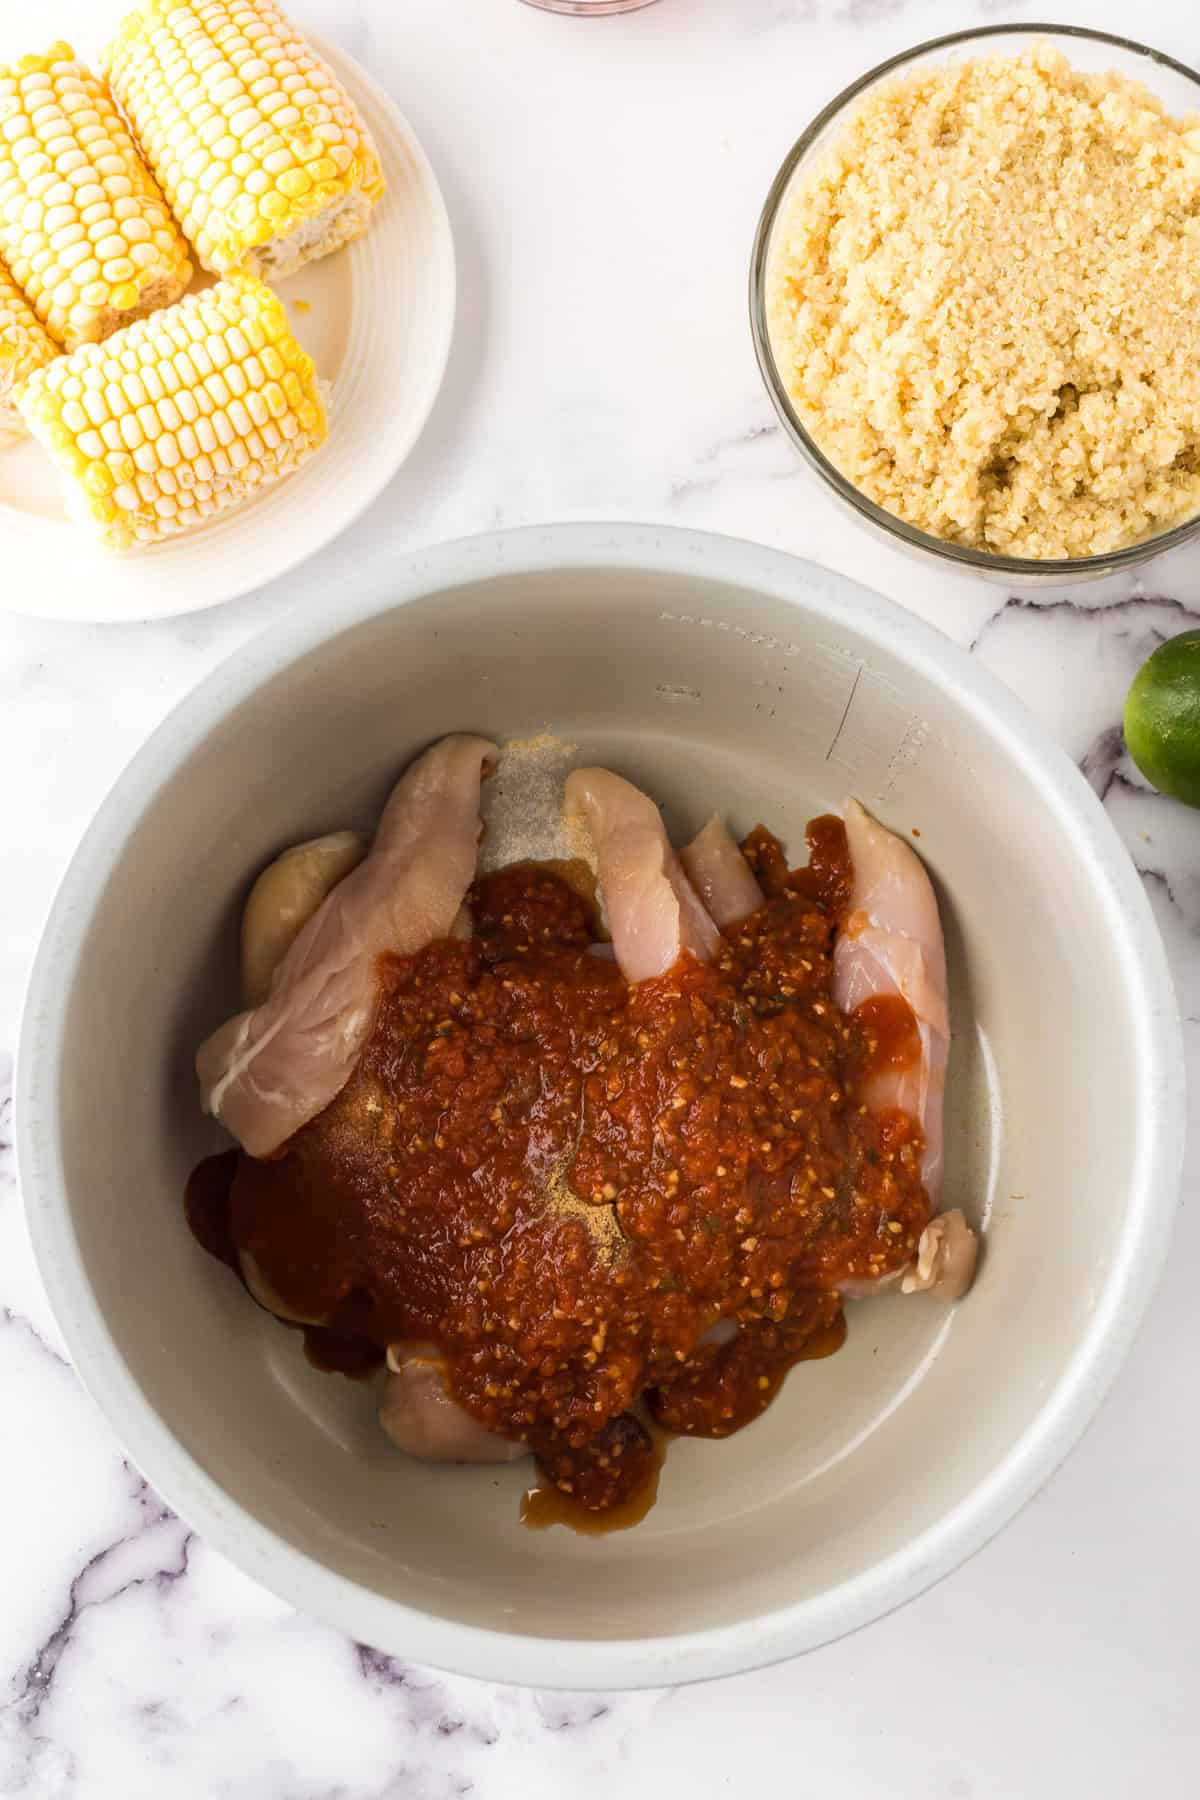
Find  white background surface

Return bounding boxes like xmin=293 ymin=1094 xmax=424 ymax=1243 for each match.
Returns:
xmin=1 ymin=0 xmax=1197 ymax=1794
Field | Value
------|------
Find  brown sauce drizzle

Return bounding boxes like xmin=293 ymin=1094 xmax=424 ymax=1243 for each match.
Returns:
xmin=184 ymin=1148 xmax=239 ymax=1271
xmin=522 ymin=1415 xmax=663 ymax=1533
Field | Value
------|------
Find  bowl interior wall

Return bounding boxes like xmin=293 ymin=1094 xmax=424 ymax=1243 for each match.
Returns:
xmin=49 ymin=563 xmax=1144 ymax=1641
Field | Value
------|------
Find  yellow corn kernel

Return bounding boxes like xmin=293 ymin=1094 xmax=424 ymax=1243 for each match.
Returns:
xmin=0 ymin=257 xmax=57 ymax=443
xmin=276 ymin=167 xmax=311 ymax=200
xmin=103 ymin=0 xmax=385 ymax=280
xmin=17 ymin=270 xmax=327 ymax=551
xmin=0 ymin=44 xmax=190 ymax=351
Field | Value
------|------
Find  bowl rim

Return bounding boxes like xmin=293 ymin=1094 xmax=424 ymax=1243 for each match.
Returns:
xmin=749 ymin=22 xmax=1200 ymax=579
xmin=16 ymin=522 xmax=1185 ymax=1689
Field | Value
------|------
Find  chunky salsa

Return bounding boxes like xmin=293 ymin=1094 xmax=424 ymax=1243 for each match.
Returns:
xmin=186 ymin=819 xmax=929 ymax=1523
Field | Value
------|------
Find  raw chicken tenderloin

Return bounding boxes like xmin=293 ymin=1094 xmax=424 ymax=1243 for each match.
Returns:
xmin=197 ymin=735 xmax=497 ymax=1157
xmin=680 ymin=816 xmax=764 ymax=927
xmin=565 ymin=769 xmax=721 ymax=980
xmin=380 ymin=1344 xmax=529 ymax=1464
xmin=216 ymin=769 xmax=516 ymax=1461
xmin=834 ymin=799 xmax=977 ymax=1300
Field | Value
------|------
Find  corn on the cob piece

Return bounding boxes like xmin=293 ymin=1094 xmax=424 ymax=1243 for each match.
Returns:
xmin=103 ymin=1 xmax=386 ymax=281
xmin=0 ymin=257 xmax=57 ymax=443
xmin=0 ymin=43 xmax=192 ymax=353
xmin=18 ymin=271 xmax=327 ymax=551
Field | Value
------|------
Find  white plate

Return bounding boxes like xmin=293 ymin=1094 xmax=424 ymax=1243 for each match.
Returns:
xmin=0 ymin=34 xmax=455 ymax=623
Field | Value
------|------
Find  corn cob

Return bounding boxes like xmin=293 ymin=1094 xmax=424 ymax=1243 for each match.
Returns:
xmin=18 ymin=271 xmax=327 ymax=550
xmin=0 ymin=43 xmax=192 ymax=352
xmin=0 ymin=257 xmax=57 ymax=443
xmin=103 ymin=0 xmax=386 ymax=281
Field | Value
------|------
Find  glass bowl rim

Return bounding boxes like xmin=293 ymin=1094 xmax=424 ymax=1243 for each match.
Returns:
xmin=749 ymin=21 xmax=1200 ymax=580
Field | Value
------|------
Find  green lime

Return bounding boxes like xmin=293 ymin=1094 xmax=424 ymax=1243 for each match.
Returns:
xmin=1124 ymin=629 xmax=1200 ymax=807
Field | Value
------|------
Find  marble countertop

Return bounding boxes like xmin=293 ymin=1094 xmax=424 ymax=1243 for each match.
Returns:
xmin=2 ymin=0 xmax=1198 ymax=1792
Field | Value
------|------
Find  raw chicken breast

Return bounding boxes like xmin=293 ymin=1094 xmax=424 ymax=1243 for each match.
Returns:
xmin=197 ymin=735 xmax=497 ymax=1158
xmin=565 ymin=768 xmax=720 ymax=981
xmin=680 ymin=816 xmax=764 ymax=927
xmin=241 ymin=830 xmax=367 ymax=1007
xmin=834 ymin=799 xmax=949 ymax=1200
xmin=900 ymin=1208 xmax=977 ymax=1301
xmin=834 ymin=799 xmax=977 ymax=1300
xmin=380 ymin=1343 xmax=529 ymax=1464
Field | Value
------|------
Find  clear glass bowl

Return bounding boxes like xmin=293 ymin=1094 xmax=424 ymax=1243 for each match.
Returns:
xmin=750 ymin=25 xmax=1200 ymax=585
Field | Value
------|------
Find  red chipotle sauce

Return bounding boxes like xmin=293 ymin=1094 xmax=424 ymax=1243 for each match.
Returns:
xmin=185 ymin=819 xmax=930 ymax=1528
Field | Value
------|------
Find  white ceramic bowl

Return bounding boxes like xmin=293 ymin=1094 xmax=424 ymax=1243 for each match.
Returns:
xmin=17 ymin=524 xmax=1183 ymax=1688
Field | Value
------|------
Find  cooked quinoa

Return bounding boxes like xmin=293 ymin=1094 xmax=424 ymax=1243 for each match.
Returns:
xmin=765 ymin=45 xmax=1200 ymax=560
